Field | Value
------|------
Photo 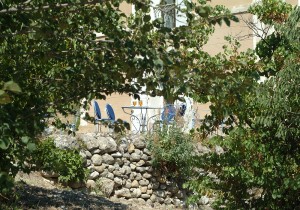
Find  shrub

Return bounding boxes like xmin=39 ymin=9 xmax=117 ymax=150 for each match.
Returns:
xmin=147 ymin=126 xmax=194 ymax=179
xmin=33 ymin=138 xmax=88 ymax=184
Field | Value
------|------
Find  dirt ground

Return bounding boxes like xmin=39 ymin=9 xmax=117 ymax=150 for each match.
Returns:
xmin=6 ymin=171 xmax=187 ymax=210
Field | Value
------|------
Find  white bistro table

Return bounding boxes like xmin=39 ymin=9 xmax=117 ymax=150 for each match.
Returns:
xmin=122 ymin=106 xmax=162 ymax=133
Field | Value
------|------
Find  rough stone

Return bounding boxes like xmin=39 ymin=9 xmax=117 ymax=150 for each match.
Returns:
xmin=141 ymin=194 xmax=151 ymax=199
xmin=98 ymin=177 xmax=115 ymax=197
xmin=111 ymin=152 xmax=122 ymax=158
xmin=200 ymin=195 xmax=210 ymax=205
xmin=86 ymin=180 xmax=96 ymax=189
xmin=167 ymin=183 xmax=179 ymax=194
xmin=40 ymin=171 xmax=59 ymax=178
xmin=118 ymin=167 xmax=126 ymax=175
xmin=125 ymin=180 xmax=132 ymax=188
xmin=146 ymin=166 xmax=153 ymax=172
xmin=91 ymin=154 xmax=102 ymax=166
xmin=93 ymin=165 xmax=105 ymax=173
xmin=164 ymin=197 xmax=173 ymax=204
xmin=141 ymin=154 xmax=149 ymax=161
xmin=89 ymin=171 xmax=99 ymax=180
xmin=122 ymin=165 xmax=131 ymax=174
xmin=136 ymin=160 xmax=145 ymax=167
xmin=79 ymin=133 xmax=99 ymax=150
xmin=150 ymin=194 xmax=157 ymax=202
xmin=130 ymin=153 xmax=141 ymax=162
xmin=176 ymin=190 xmax=185 ymax=199
xmin=143 ymin=172 xmax=152 ymax=179
xmin=131 ymin=188 xmax=142 ymax=198
xmin=173 ymin=198 xmax=182 ymax=207
xmin=139 ymin=179 xmax=149 ymax=186
xmin=160 ymin=184 xmax=167 ymax=190
xmin=138 ymin=197 xmax=146 ymax=203
xmin=143 ymin=148 xmax=151 ymax=155
xmin=155 ymin=190 xmax=165 ymax=198
xmin=128 ymin=143 xmax=135 ymax=153
xmin=156 ymin=197 xmax=165 ymax=204
xmin=119 ymin=142 xmax=128 ymax=154
xmin=135 ymin=173 xmax=142 ymax=181
xmin=133 ymin=139 xmax=146 ymax=149
xmin=113 ymin=170 xmax=123 ymax=177
xmin=115 ymin=188 xmax=131 ymax=198
xmin=85 ymin=150 xmax=92 ymax=158
xmin=115 ymin=158 xmax=124 ymax=166
xmin=152 ymin=182 xmax=160 ymax=190
xmin=134 ymin=149 xmax=143 ymax=156
xmin=136 ymin=167 xmax=146 ymax=173
xmin=140 ymin=186 xmax=148 ymax=193
xmin=102 ymin=154 xmax=115 ymax=165
xmin=98 ymin=136 xmax=117 ymax=153
xmin=114 ymin=177 xmax=123 ymax=186
xmin=130 ymin=163 xmax=136 ymax=170
xmin=131 ymin=180 xmax=139 ymax=188
xmin=196 ymin=143 xmax=210 ymax=154
xmin=123 ymin=153 xmax=130 ymax=159
xmin=108 ymin=165 xmax=115 ymax=172
xmin=93 ymin=148 xmax=101 ymax=154
xmin=79 ymin=150 xmax=87 ymax=159
xmin=147 ymin=189 xmax=153 ymax=195
xmin=106 ymin=172 xmax=114 ymax=180
xmin=129 ymin=173 xmax=135 ymax=180
xmin=215 ymin=145 xmax=224 ymax=155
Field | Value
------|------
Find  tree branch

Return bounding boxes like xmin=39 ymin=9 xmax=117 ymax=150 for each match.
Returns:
xmin=0 ymin=0 xmax=105 ymax=14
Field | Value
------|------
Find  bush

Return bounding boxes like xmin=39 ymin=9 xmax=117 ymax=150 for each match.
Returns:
xmin=33 ymin=138 xmax=88 ymax=184
xmin=147 ymin=126 xmax=194 ymax=179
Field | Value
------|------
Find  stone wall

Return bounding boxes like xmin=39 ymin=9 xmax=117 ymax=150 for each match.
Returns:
xmin=52 ymin=132 xmax=188 ymax=208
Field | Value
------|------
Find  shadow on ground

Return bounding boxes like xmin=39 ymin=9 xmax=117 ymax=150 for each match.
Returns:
xmin=13 ymin=183 xmax=128 ymax=210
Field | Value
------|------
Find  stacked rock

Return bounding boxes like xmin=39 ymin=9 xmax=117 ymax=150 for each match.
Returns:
xmin=77 ymin=133 xmax=185 ymax=208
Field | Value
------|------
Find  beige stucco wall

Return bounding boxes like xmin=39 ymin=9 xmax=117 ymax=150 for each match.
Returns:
xmin=203 ymin=13 xmax=253 ymax=55
xmin=119 ymin=2 xmax=132 ymax=16
xmin=83 ymin=0 xmax=300 ymax=132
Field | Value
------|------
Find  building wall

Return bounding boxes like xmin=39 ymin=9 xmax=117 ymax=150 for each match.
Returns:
xmin=81 ymin=0 xmax=299 ymax=133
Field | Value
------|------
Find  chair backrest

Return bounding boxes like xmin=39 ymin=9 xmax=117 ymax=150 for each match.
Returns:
xmin=179 ymin=103 xmax=187 ymax=116
xmin=105 ymin=104 xmax=116 ymax=121
xmin=161 ymin=104 xmax=176 ymax=123
xmin=93 ymin=100 xmax=101 ymax=120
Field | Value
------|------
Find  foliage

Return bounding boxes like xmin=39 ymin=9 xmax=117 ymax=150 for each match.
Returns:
xmin=144 ymin=0 xmax=239 ymax=102
xmin=147 ymin=126 xmax=194 ymax=179
xmin=249 ymin=0 xmax=293 ymax=77
xmin=0 ymin=0 xmax=239 ymax=194
xmin=191 ymin=37 xmax=260 ymax=136
xmin=33 ymin=138 xmax=88 ymax=184
xmin=248 ymin=0 xmax=292 ymax=25
xmin=185 ymin=6 xmax=300 ymax=209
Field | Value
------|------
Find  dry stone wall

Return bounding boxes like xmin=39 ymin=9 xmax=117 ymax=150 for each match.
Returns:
xmin=53 ymin=132 xmax=187 ymax=208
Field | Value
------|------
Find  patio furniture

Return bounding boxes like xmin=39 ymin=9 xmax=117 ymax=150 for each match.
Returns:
xmin=178 ymin=103 xmax=187 ymax=116
xmin=152 ymin=104 xmax=176 ymax=131
xmin=122 ymin=105 xmax=163 ymax=134
xmin=105 ymin=103 xmax=130 ymax=132
xmin=105 ymin=103 xmax=116 ymax=121
xmin=93 ymin=100 xmax=113 ymax=132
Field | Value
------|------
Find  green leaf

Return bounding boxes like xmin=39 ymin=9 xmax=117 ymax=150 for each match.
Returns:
xmin=3 ymin=81 xmax=21 ymax=93
xmin=21 ymin=136 xmax=29 ymax=144
xmin=0 ymin=91 xmax=11 ymax=104
xmin=224 ymin=17 xmax=231 ymax=26
xmin=143 ymin=15 xmax=151 ymax=23
xmin=0 ymin=138 xmax=10 ymax=150
xmin=154 ymin=58 xmax=164 ymax=68
xmin=27 ymin=143 xmax=36 ymax=151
